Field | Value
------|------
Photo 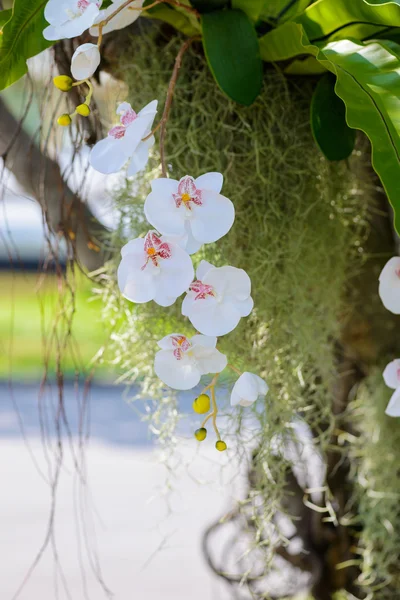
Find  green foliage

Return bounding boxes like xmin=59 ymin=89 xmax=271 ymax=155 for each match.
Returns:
xmin=259 ymin=0 xmax=311 ymax=22
xmin=350 ymin=373 xmax=400 ymax=594
xmin=231 ymin=0 xmax=264 ymax=21
xmin=295 ymin=0 xmax=400 ymax=43
xmin=0 ymin=8 xmax=12 ymax=29
xmin=143 ymin=2 xmax=200 ymax=35
xmin=260 ymin=22 xmax=400 ymax=232
xmin=189 ymin=0 xmax=228 ymax=12
xmin=311 ymin=72 xmax=356 ymax=161
xmin=202 ymin=9 xmax=262 ymax=105
xmin=0 ymin=0 xmax=53 ymax=91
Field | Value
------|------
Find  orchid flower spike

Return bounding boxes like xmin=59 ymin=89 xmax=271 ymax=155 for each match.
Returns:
xmin=71 ymin=43 xmax=101 ymax=80
xmin=383 ymin=359 xmax=400 ymax=417
xmin=117 ymin=231 xmax=194 ymax=307
xmin=182 ymin=260 xmax=253 ymax=336
xmin=43 ymin=0 xmax=101 ymax=40
xmin=155 ymin=334 xmax=227 ymax=390
xmin=144 ymin=173 xmax=235 ymax=254
xmin=379 ymin=257 xmax=400 ymax=314
xmin=90 ymin=100 xmax=157 ymax=176
xmin=230 ymin=372 xmax=269 ymax=407
xmin=90 ymin=0 xmax=144 ymax=36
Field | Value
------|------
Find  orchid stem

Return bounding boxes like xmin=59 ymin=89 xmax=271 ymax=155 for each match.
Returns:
xmin=95 ymin=0 xmax=200 ymax=49
xmin=159 ymin=36 xmax=198 ymax=177
xmin=228 ymin=363 xmax=242 ymax=376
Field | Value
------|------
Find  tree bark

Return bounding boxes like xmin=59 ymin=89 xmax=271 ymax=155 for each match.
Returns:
xmin=0 ymin=96 xmax=107 ymax=271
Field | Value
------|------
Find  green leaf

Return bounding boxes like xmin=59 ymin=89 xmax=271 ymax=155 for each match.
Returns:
xmin=202 ymin=9 xmax=262 ymax=105
xmin=190 ymin=0 xmax=228 ymax=12
xmin=143 ymin=3 xmax=200 ymax=35
xmin=232 ymin=0 xmax=264 ymax=21
xmin=101 ymin=0 xmax=114 ymax=8
xmin=295 ymin=0 xmax=400 ymax=44
xmin=260 ymin=21 xmax=400 ymax=232
xmin=0 ymin=9 xmax=12 ymax=30
xmin=259 ymin=0 xmax=311 ymax=23
xmin=0 ymin=0 xmax=53 ymax=91
xmin=310 ymin=72 xmax=356 ymax=160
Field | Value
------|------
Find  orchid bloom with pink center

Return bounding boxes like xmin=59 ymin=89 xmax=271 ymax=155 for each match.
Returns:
xmin=144 ymin=172 xmax=235 ymax=255
xmin=90 ymin=0 xmax=144 ymax=36
xmin=117 ymin=230 xmax=194 ymax=307
xmin=182 ymin=260 xmax=253 ymax=336
xmin=43 ymin=0 xmax=102 ymax=40
xmin=173 ymin=177 xmax=203 ymax=210
xmin=90 ymin=100 xmax=157 ymax=176
xmin=154 ymin=334 xmax=227 ymax=390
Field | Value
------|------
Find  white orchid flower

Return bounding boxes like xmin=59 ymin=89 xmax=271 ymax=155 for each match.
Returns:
xmin=378 ymin=257 xmax=400 ymax=314
xmin=117 ymin=231 xmax=194 ymax=307
xmin=181 ymin=260 xmax=253 ymax=336
xmin=230 ymin=372 xmax=269 ymax=407
xmin=90 ymin=0 xmax=143 ymax=36
xmin=154 ymin=334 xmax=227 ymax=390
xmin=71 ymin=43 xmax=101 ymax=80
xmin=383 ymin=359 xmax=400 ymax=417
xmin=90 ymin=100 xmax=157 ymax=176
xmin=144 ymin=172 xmax=235 ymax=254
xmin=43 ymin=0 xmax=101 ymax=41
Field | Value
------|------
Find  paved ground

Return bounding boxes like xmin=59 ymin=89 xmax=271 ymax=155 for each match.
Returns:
xmin=0 ymin=383 xmax=236 ymax=600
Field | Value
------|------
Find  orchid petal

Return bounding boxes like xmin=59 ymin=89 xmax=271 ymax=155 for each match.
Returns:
xmin=383 ymin=359 xmax=400 ymax=389
xmin=386 ymin=387 xmax=400 ymax=417
xmin=189 ymin=190 xmax=235 ymax=244
xmin=154 ymin=350 xmax=200 ymax=390
xmin=195 ymin=172 xmax=223 ymax=194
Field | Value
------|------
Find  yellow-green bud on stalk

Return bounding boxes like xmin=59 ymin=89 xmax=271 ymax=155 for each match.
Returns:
xmin=194 ymin=428 xmax=207 ymax=442
xmin=76 ymin=103 xmax=91 ymax=117
xmin=192 ymin=393 xmax=210 ymax=414
xmin=53 ymin=75 xmax=73 ymax=92
xmin=57 ymin=114 xmax=72 ymax=127
xmin=216 ymin=440 xmax=227 ymax=452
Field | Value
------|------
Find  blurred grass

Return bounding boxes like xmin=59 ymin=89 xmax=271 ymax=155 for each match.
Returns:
xmin=0 ymin=272 xmax=114 ymax=380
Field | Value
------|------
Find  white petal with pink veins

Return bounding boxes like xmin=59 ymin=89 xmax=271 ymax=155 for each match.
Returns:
xmin=117 ymin=232 xmax=193 ymax=307
xmin=44 ymin=0 xmax=101 ymax=40
xmin=90 ymin=100 xmax=157 ymax=175
xmin=144 ymin=172 xmax=234 ymax=248
xmin=182 ymin=264 xmax=253 ymax=336
xmin=154 ymin=333 xmax=226 ymax=390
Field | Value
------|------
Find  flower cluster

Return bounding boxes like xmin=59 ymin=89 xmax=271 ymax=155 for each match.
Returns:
xmin=46 ymin=0 xmax=144 ymax=125
xmin=379 ymin=257 xmax=400 ymax=416
xmin=43 ymin=0 xmax=269 ymax=451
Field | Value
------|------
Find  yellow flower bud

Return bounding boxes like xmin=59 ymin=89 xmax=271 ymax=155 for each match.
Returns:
xmin=53 ymin=75 xmax=73 ymax=92
xmin=194 ymin=428 xmax=207 ymax=442
xmin=57 ymin=114 xmax=72 ymax=127
xmin=76 ymin=103 xmax=90 ymax=117
xmin=216 ymin=440 xmax=227 ymax=452
xmin=192 ymin=393 xmax=210 ymax=414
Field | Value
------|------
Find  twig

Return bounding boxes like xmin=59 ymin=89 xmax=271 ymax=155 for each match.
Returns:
xmin=159 ymin=37 xmax=198 ymax=177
